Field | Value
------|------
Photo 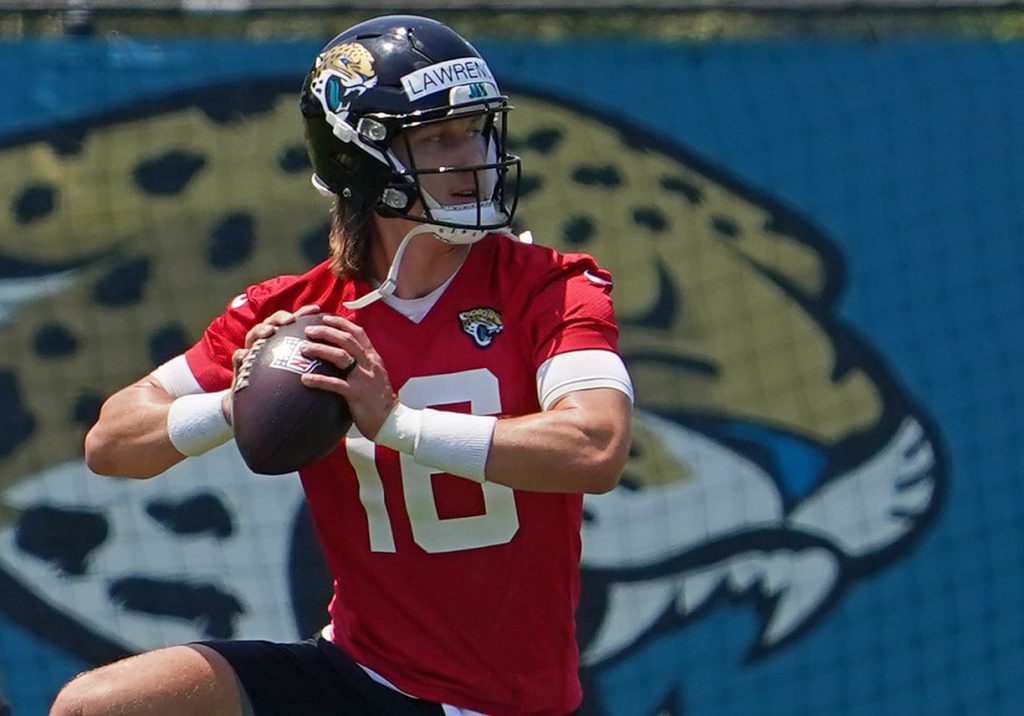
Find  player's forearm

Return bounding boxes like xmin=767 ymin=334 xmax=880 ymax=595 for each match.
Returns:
xmin=375 ymin=388 xmax=632 ymax=494
xmin=84 ymin=381 xmax=187 ymax=479
xmin=485 ymin=390 xmax=632 ymax=494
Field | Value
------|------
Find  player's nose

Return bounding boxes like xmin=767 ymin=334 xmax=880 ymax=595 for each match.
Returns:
xmin=448 ymin=134 xmax=487 ymax=167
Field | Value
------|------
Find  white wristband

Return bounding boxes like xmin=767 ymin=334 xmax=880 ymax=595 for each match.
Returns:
xmin=166 ymin=390 xmax=233 ymax=457
xmin=374 ymin=403 xmax=422 ymax=455
xmin=374 ymin=403 xmax=496 ymax=484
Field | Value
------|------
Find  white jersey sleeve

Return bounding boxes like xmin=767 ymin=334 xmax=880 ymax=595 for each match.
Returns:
xmin=151 ymin=354 xmax=204 ymax=398
xmin=536 ymin=349 xmax=634 ymax=411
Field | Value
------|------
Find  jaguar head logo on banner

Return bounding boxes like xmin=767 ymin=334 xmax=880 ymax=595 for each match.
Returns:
xmin=0 ymin=77 xmax=944 ymax=714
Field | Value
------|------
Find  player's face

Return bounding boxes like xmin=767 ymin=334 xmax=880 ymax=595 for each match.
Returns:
xmin=392 ymin=114 xmax=489 ymax=207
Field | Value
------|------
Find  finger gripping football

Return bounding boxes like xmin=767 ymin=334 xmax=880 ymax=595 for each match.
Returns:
xmin=232 ymin=314 xmax=354 ymax=475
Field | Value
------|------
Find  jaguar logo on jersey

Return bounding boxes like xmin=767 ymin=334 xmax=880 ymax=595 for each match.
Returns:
xmin=310 ymin=42 xmax=377 ymax=114
xmin=458 ymin=307 xmax=503 ymax=348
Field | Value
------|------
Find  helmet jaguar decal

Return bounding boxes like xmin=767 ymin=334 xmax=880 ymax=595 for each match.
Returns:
xmin=0 ymin=78 xmax=944 ymax=713
xmin=309 ymin=42 xmax=377 ymax=114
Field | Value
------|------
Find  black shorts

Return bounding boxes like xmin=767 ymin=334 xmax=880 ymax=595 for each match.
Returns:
xmin=196 ymin=634 xmax=444 ymax=716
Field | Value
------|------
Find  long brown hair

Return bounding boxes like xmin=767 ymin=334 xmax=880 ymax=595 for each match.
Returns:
xmin=327 ymin=200 xmax=375 ymax=279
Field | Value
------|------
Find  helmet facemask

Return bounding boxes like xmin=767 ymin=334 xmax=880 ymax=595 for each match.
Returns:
xmin=375 ymin=104 xmax=521 ymax=244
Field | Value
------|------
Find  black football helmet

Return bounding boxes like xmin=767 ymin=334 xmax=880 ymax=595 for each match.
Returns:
xmin=300 ymin=15 xmax=521 ymax=244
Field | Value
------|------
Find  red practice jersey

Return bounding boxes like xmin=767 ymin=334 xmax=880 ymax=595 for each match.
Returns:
xmin=183 ymin=234 xmax=620 ymax=715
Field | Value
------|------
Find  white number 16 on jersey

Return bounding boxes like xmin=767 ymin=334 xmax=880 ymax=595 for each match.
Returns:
xmin=346 ymin=368 xmax=520 ymax=554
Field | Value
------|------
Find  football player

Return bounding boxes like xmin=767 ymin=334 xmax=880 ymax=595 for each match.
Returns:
xmin=52 ymin=15 xmax=633 ymax=716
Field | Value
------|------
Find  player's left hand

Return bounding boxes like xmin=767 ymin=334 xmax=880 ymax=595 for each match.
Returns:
xmin=298 ymin=314 xmax=398 ymax=440
xmin=224 ymin=304 xmax=322 ymax=425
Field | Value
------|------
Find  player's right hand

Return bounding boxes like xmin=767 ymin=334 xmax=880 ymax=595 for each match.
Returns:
xmin=224 ymin=304 xmax=321 ymax=424
xmin=298 ymin=314 xmax=398 ymax=442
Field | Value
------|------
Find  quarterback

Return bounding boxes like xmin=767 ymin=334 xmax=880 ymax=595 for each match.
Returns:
xmin=51 ymin=15 xmax=633 ymax=716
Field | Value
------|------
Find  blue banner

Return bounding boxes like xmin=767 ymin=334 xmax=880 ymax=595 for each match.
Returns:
xmin=0 ymin=36 xmax=1020 ymax=716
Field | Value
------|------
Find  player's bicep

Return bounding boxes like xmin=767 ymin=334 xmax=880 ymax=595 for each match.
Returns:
xmin=547 ymin=387 xmax=632 ymax=486
xmin=548 ymin=387 xmax=633 ymax=425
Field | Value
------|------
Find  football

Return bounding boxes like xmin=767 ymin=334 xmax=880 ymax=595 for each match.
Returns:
xmin=231 ymin=314 xmax=354 ymax=475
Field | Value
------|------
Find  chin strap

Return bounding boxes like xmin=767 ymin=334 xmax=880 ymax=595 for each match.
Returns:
xmin=341 ymin=223 xmax=527 ymax=311
xmin=343 ymin=224 xmax=438 ymax=310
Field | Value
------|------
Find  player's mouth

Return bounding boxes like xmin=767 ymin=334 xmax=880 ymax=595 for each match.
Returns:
xmin=447 ymin=188 xmax=479 ymax=204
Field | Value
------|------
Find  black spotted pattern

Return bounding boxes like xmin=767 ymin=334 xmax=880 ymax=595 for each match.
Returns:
xmin=616 ymin=475 xmax=644 ymax=492
xmin=94 ymin=256 xmax=151 ymax=306
xmin=618 ymin=129 xmax=662 ymax=153
xmin=146 ymin=493 xmax=234 ymax=539
xmin=207 ymin=213 xmax=255 ymax=270
xmin=34 ymin=323 xmax=78 ymax=357
xmin=712 ymin=215 xmax=740 ymax=238
xmin=72 ymin=392 xmax=103 ymax=428
xmin=196 ymin=87 xmax=277 ymax=124
xmin=507 ymin=128 xmax=563 ymax=154
xmin=133 ymin=151 xmax=206 ymax=196
xmin=0 ymin=371 xmax=35 ymax=457
xmin=517 ymin=174 xmax=543 ymax=200
xmin=149 ymin=323 xmax=190 ymax=366
xmin=301 ymin=221 xmax=331 ymax=265
xmin=571 ymin=165 xmax=622 ymax=188
xmin=46 ymin=126 xmax=88 ymax=156
xmin=13 ymin=183 xmax=57 ymax=223
xmin=531 ymin=128 xmax=563 ymax=152
xmin=15 ymin=505 xmax=109 ymax=576
xmin=108 ymin=577 xmax=244 ymax=639
xmin=619 ymin=260 xmax=678 ymax=332
xmin=660 ymin=175 xmax=702 ymax=204
xmin=563 ymin=216 xmax=595 ymax=245
xmin=633 ymin=207 xmax=669 ymax=233
xmin=278 ymin=146 xmax=310 ymax=173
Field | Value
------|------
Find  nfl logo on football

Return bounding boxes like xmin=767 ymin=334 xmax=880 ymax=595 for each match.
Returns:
xmin=269 ymin=337 xmax=321 ymax=375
